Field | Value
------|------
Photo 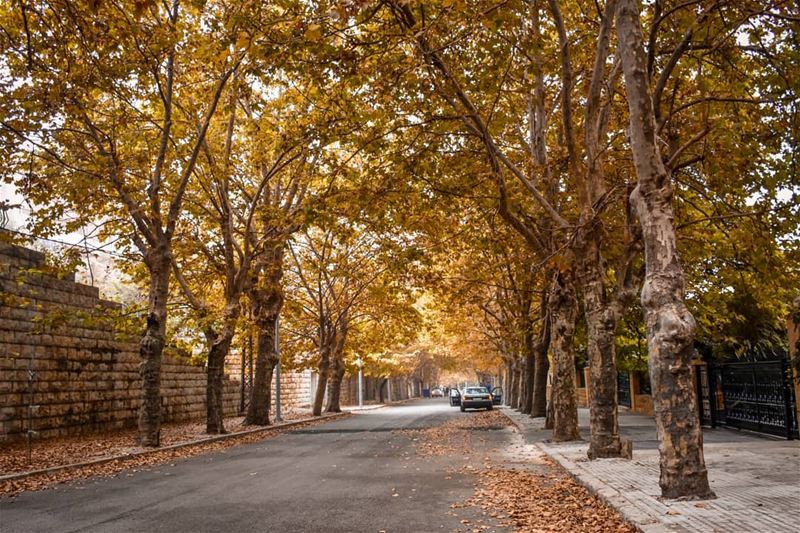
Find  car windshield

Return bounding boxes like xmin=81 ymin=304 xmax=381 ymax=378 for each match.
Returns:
xmin=465 ymin=387 xmax=488 ymax=394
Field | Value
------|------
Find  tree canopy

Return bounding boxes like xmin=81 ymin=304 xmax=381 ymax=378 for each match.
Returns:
xmin=2 ymin=0 xmax=797 ymax=499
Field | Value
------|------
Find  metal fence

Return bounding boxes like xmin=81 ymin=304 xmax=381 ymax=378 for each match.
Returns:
xmin=617 ymin=372 xmax=632 ymax=408
xmin=697 ymin=359 xmax=798 ymax=440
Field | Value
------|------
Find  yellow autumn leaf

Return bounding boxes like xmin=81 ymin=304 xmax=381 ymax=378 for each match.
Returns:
xmin=305 ymin=24 xmax=323 ymax=41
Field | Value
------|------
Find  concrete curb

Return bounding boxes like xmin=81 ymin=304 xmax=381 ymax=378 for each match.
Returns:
xmin=495 ymin=406 xmax=523 ymax=432
xmin=343 ymin=403 xmax=392 ymax=412
xmin=0 ymin=412 xmax=349 ymax=484
xmin=496 ymin=408 xmax=671 ymax=533
xmin=535 ymin=442 xmax=673 ymax=533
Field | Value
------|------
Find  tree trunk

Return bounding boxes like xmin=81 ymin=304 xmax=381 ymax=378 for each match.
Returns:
xmin=582 ymin=229 xmax=631 ymax=458
xmin=326 ymin=315 xmax=348 ymax=413
xmin=615 ymin=0 xmax=714 ymax=499
xmin=509 ymin=360 xmax=520 ymax=409
xmin=548 ymin=271 xmax=580 ymax=441
xmin=507 ymin=361 xmax=515 ymax=407
xmin=245 ymin=246 xmax=284 ymax=426
xmin=325 ymin=355 xmax=346 ymax=413
xmin=313 ymin=345 xmax=330 ymax=416
xmin=138 ymin=252 xmax=170 ymax=447
xmin=378 ymin=379 xmax=387 ymax=404
xmin=504 ymin=359 xmax=513 ymax=406
xmin=204 ymin=329 xmax=234 ymax=434
xmin=263 ymin=349 xmax=278 ymax=420
xmin=204 ymin=301 xmax=240 ymax=434
xmin=531 ymin=311 xmax=551 ymax=418
xmin=520 ymin=328 xmax=535 ymax=414
xmin=245 ymin=320 xmax=276 ymax=425
xmin=545 ymin=393 xmax=554 ymax=429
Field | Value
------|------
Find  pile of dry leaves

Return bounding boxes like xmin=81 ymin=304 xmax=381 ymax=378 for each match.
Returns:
xmin=403 ymin=410 xmax=635 ymax=533
xmin=397 ymin=409 xmax=510 ymax=457
xmin=0 ymin=409 xmax=337 ymax=498
xmin=461 ymin=464 xmax=636 ymax=533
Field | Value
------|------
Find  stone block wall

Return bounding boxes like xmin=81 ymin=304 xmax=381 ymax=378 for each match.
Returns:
xmin=272 ymin=369 xmax=312 ymax=409
xmin=224 ymin=352 xmax=313 ymax=410
xmin=0 ymin=243 xmax=239 ymax=442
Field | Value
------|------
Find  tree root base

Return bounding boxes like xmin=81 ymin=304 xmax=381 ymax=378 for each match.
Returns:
xmin=587 ymin=437 xmax=633 ymax=460
xmin=660 ymin=475 xmax=717 ymax=501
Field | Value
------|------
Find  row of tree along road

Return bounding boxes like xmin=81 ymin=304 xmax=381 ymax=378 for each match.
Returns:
xmin=1 ymin=0 xmax=797 ymax=501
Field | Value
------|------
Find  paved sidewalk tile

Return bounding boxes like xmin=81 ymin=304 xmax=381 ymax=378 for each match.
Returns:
xmin=503 ymin=408 xmax=800 ymax=533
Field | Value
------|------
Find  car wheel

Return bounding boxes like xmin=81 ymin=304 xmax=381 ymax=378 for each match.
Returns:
xmin=460 ymin=405 xmax=465 ymax=412
xmin=487 ymin=404 xmax=493 ymax=411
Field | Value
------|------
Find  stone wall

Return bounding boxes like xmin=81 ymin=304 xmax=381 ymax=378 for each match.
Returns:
xmin=224 ymin=353 xmax=313 ymax=410
xmin=0 ymin=243 xmax=239 ymax=442
xmin=274 ymin=369 xmax=313 ymax=409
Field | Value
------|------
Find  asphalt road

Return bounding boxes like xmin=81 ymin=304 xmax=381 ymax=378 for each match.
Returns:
xmin=0 ymin=399 xmax=511 ymax=533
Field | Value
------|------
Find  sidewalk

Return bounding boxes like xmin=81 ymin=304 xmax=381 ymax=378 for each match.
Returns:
xmin=503 ymin=408 xmax=800 ymax=533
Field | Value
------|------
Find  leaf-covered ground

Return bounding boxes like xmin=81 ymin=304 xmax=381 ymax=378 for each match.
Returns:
xmin=0 ymin=409 xmax=333 ymax=497
xmin=402 ymin=409 xmax=635 ymax=533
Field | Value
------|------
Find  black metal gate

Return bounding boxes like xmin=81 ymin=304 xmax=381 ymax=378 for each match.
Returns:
xmin=697 ymin=359 xmax=797 ymax=439
xmin=696 ymin=364 xmax=714 ymax=427
xmin=617 ymin=372 xmax=632 ymax=408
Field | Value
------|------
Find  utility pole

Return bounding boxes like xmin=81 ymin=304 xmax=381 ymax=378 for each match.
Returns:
xmin=387 ymin=378 xmax=392 ymax=403
xmin=26 ymin=351 xmax=37 ymax=464
xmin=356 ymin=357 xmax=363 ymax=408
xmin=274 ymin=315 xmax=283 ymax=423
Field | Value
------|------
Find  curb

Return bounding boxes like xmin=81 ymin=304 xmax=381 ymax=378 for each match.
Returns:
xmin=497 ymin=408 xmax=668 ymax=533
xmin=496 ymin=406 xmax=523 ymax=432
xmin=535 ymin=442 xmax=669 ymax=533
xmin=0 ymin=412 xmax=349 ymax=484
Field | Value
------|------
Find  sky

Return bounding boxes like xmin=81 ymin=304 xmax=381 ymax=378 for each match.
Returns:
xmin=2 ymin=182 xmax=133 ymax=300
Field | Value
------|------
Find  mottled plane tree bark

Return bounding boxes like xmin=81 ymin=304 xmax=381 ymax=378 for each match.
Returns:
xmin=615 ymin=0 xmax=714 ymax=499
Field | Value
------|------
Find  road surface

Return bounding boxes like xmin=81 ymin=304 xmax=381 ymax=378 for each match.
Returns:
xmin=1 ymin=399 xmax=511 ymax=532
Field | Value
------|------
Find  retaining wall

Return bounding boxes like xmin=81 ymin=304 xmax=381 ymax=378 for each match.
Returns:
xmin=0 ymin=243 xmax=240 ymax=442
xmin=224 ymin=354 xmax=313 ymax=410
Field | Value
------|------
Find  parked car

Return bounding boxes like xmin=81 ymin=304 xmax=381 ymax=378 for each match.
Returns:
xmin=459 ymin=386 xmax=493 ymax=412
xmin=431 ymin=387 xmax=444 ymax=397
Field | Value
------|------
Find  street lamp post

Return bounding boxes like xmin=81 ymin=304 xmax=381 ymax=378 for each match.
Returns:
xmin=274 ymin=315 xmax=283 ymax=423
xmin=356 ymin=356 xmax=363 ymax=408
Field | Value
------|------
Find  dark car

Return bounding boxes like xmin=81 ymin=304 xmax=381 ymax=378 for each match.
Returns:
xmin=460 ymin=386 xmax=493 ymax=412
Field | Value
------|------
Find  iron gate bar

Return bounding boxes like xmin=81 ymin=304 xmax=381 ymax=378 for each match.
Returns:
xmin=618 ymin=372 xmax=632 ymax=408
xmin=708 ymin=359 xmax=798 ymax=440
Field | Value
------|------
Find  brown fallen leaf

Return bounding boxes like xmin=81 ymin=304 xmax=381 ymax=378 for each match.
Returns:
xmin=1 ymin=412 xmax=345 ymax=498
